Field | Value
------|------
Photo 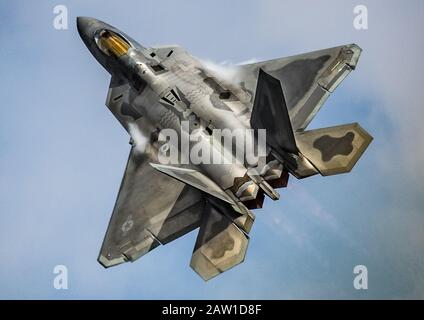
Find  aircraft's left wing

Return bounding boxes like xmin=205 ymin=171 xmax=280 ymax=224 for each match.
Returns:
xmin=98 ymin=146 xmax=205 ymax=267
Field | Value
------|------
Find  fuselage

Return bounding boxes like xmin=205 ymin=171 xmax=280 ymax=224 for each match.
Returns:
xmin=77 ymin=17 xmax=285 ymax=208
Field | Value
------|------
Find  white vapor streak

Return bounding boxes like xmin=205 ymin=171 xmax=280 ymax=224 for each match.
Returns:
xmin=199 ymin=59 xmax=246 ymax=84
xmin=128 ymin=123 xmax=149 ymax=153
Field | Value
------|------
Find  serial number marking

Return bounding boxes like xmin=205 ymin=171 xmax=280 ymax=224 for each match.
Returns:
xmin=162 ymin=304 xmax=262 ymax=317
xmin=205 ymin=304 xmax=262 ymax=315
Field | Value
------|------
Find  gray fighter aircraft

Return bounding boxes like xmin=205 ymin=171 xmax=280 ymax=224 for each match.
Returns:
xmin=77 ymin=17 xmax=372 ymax=281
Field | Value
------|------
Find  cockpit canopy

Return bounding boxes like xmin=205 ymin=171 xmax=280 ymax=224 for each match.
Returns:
xmin=95 ymin=29 xmax=131 ymax=57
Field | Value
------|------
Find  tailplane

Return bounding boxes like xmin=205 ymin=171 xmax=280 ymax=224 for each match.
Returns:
xmin=295 ymin=123 xmax=373 ymax=176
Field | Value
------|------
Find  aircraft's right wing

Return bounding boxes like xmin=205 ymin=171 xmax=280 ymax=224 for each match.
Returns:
xmin=238 ymin=44 xmax=362 ymax=131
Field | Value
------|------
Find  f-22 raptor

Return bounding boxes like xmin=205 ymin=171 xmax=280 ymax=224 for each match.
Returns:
xmin=77 ymin=17 xmax=372 ymax=280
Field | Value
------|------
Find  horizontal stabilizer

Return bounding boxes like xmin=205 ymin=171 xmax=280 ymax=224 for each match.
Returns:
xmin=295 ymin=123 xmax=373 ymax=176
xmin=190 ymin=200 xmax=249 ymax=281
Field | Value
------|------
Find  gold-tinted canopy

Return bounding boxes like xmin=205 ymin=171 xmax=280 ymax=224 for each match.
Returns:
xmin=97 ymin=30 xmax=131 ymax=57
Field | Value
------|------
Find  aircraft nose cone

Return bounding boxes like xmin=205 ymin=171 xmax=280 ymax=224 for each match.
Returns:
xmin=77 ymin=17 xmax=100 ymax=44
xmin=77 ymin=16 xmax=90 ymax=33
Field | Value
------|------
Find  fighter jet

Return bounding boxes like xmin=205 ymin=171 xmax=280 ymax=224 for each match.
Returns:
xmin=77 ymin=17 xmax=372 ymax=281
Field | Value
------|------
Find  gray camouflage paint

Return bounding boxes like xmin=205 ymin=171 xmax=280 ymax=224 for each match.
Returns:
xmin=78 ymin=17 xmax=372 ymax=280
xmin=313 ymin=132 xmax=355 ymax=162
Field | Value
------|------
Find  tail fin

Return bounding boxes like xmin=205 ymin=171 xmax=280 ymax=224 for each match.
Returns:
xmin=250 ymin=69 xmax=298 ymax=155
xmin=295 ymin=123 xmax=372 ymax=176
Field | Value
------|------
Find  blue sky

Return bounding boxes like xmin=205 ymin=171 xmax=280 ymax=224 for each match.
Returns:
xmin=0 ymin=0 xmax=423 ymax=299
